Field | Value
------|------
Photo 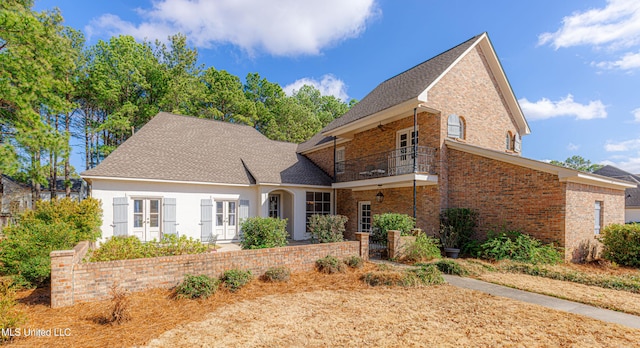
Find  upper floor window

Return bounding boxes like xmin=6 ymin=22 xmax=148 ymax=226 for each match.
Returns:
xmin=447 ymin=114 xmax=465 ymax=139
xmin=514 ymin=133 xmax=521 ymax=153
xmin=336 ymin=147 xmax=345 ymax=174
xmin=506 ymin=131 xmax=513 ymax=151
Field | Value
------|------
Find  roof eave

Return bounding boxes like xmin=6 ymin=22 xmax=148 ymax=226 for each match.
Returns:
xmin=321 ymin=98 xmax=438 ymax=139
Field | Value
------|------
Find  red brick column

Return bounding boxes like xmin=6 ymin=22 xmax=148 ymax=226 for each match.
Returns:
xmin=387 ymin=230 xmax=401 ymax=259
xmin=50 ymin=249 xmax=75 ymax=308
xmin=355 ymin=232 xmax=370 ymax=261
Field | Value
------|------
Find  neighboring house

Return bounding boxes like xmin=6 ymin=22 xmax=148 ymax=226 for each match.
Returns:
xmin=82 ymin=32 xmax=633 ymax=261
xmin=81 ymin=114 xmax=332 ymax=243
xmin=299 ymin=32 xmax=633 ymax=261
xmin=593 ymin=165 xmax=640 ymax=223
xmin=0 ymin=175 xmax=87 ymax=229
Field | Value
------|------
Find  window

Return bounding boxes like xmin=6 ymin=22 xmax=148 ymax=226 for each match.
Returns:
xmin=447 ymin=114 xmax=465 ymax=139
xmin=336 ymin=147 xmax=345 ymax=174
xmin=306 ymin=191 xmax=331 ymax=226
xmin=595 ymin=201 xmax=603 ymax=235
xmin=358 ymin=201 xmax=372 ymax=232
xmin=506 ymin=131 xmax=513 ymax=151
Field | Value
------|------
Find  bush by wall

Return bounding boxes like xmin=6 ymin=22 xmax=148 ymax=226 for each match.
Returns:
xmin=0 ymin=278 xmax=25 ymax=342
xmin=240 ymin=217 xmax=288 ymax=249
xmin=600 ymin=223 xmax=640 ymax=267
xmin=221 ymin=269 xmax=253 ymax=292
xmin=315 ymin=255 xmax=346 ymax=274
xmin=371 ymin=213 xmax=415 ymax=243
xmin=478 ymin=228 xmax=562 ymax=265
xmin=176 ymin=274 xmax=220 ymax=299
xmin=262 ymin=267 xmax=291 ymax=282
xmin=0 ymin=198 xmax=103 ymax=287
xmin=89 ymin=235 xmax=209 ymax=262
xmin=308 ymin=214 xmax=347 ymax=243
xmin=439 ymin=208 xmax=478 ymax=250
xmin=403 ymin=234 xmax=441 ymax=263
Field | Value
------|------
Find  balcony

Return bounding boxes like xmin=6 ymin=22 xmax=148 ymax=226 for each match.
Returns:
xmin=335 ymin=146 xmax=437 ymax=183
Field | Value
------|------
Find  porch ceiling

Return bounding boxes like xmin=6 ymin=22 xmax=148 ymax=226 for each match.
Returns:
xmin=331 ymin=173 xmax=438 ymax=191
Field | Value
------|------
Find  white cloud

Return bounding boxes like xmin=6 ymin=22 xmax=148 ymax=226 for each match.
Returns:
xmin=593 ymin=51 xmax=640 ymax=70
xmin=518 ymin=94 xmax=607 ymax=121
xmin=283 ymin=74 xmax=349 ymax=101
xmin=633 ymin=107 xmax=640 ymax=122
xmin=567 ymin=143 xmax=580 ymax=151
xmin=86 ymin=0 xmax=379 ymax=56
xmin=605 ymin=138 xmax=640 ymax=152
xmin=601 ymin=156 xmax=640 ymax=173
xmin=538 ymin=0 xmax=640 ymax=50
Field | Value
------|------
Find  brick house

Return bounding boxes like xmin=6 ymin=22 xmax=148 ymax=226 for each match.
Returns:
xmin=593 ymin=165 xmax=640 ymax=223
xmin=82 ymin=32 xmax=632 ymax=261
xmin=298 ymin=32 xmax=634 ymax=261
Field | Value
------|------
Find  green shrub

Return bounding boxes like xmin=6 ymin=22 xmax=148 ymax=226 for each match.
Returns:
xmin=371 ymin=213 xmax=415 ymax=243
xmin=0 ymin=198 xmax=103 ymax=287
xmin=434 ymin=259 xmax=469 ymax=276
xmin=402 ymin=264 xmax=445 ymax=286
xmin=315 ymin=255 xmax=346 ymax=274
xmin=89 ymin=234 xmax=208 ymax=262
xmin=439 ymin=208 xmax=478 ymax=249
xmin=600 ymin=224 xmax=640 ymax=267
xmin=403 ymin=234 xmax=441 ymax=262
xmin=262 ymin=267 xmax=291 ymax=282
xmin=308 ymin=214 xmax=347 ymax=243
xmin=478 ymin=229 xmax=563 ymax=264
xmin=344 ymin=255 xmax=364 ymax=269
xmin=176 ymin=274 xmax=220 ymax=299
xmin=240 ymin=217 xmax=288 ymax=249
xmin=221 ymin=269 xmax=253 ymax=292
xmin=0 ymin=278 xmax=25 ymax=342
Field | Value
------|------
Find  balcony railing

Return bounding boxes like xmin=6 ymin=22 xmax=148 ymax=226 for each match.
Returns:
xmin=335 ymin=146 xmax=436 ymax=183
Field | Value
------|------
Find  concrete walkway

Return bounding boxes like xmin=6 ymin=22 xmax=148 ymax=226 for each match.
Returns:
xmin=443 ymin=275 xmax=640 ymax=329
xmin=370 ymin=260 xmax=640 ymax=329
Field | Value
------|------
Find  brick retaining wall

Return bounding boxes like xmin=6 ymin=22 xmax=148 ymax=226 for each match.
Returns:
xmin=50 ymin=235 xmax=367 ymax=308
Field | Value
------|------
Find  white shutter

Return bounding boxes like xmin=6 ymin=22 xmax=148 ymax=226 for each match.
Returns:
xmin=447 ymin=114 xmax=460 ymax=138
xmin=163 ymin=198 xmax=177 ymax=235
xmin=200 ymin=199 xmax=213 ymax=242
xmin=112 ymin=197 xmax=128 ymax=236
xmin=514 ymin=134 xmax=522 ymax=153
xmin=239 ymin=200 xmax=250 ymax=238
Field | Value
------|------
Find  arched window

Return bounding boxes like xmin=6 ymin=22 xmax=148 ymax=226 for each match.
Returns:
xmin=448 ymin=114 xmax=464 ymax=139
xmin=506 ymin=131 xmax=513 ymax=151
xmin=459 ymin=116 xmax=466 ymax=140
xmin=514 ymin=133 xmax=521 ymax=153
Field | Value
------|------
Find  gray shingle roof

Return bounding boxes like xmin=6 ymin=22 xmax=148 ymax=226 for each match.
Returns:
xmin=594 ymin=165 xmax=640 ymax=207
xmin=321 ymin=33 xmax=482 ymax=133
xmin=82 ymin=112 xmax=331 ymax=186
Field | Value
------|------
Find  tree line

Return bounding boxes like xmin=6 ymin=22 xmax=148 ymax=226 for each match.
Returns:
xmin=0 ymin=1 xmax=353 ymax=203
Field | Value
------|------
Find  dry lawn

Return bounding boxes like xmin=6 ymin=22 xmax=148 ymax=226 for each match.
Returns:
xmin=7 ymin=262 xmax=640 ymax=348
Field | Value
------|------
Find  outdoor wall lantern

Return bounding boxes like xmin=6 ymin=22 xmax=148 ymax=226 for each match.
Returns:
xmin=376 ymin=190 xmax=384 ymax=203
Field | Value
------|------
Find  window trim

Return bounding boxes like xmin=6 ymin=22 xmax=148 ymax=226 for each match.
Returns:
xmin=506 ymin=131 xmax=513 ymax=151
xmin=305 ymin=191 xmax=331 ymax=226
xmin=336 ymin=147 xmax=345 ymax=174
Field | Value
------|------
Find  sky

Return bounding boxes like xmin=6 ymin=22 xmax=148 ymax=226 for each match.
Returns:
xmin=34 ymin=0 xmax=640 ymax=173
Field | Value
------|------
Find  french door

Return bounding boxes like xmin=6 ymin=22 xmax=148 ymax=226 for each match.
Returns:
xmin=268 ymin=194 xmax=281 ymax=218
xmin=358 ymin=201 xmax=372 ymax=232
xmin=394 ymin=128 xmax=418 ymax=175
xmin=132 ymin=198 xmax=161 ymax=241
xmin=215 ymin=200 xmax=238 ymax=240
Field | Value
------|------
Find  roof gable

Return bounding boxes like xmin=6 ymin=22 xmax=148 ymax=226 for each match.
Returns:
xmin=316 ymin=33 xmax=529 ymax=142
xmin=82 ymin=112 xmax=331 ymax=186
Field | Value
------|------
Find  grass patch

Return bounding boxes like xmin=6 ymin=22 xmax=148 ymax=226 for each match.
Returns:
xmin=363 ymin=264 xmax=444 ymax=287
xmin=433 ymin=259 xmax=469 ymax=276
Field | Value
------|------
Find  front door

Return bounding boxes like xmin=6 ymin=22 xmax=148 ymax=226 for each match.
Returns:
xmin=358 ymin=201 xmax=372 ymax=232
xmin=215 ymin=201 xmax=238 ymax=240
xmin=268 ymin=194 xmax=281 ymax=218
xmin=132 ymin=198 xmax=161 ymax=241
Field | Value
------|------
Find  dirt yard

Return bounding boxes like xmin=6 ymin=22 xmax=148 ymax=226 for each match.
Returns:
xmin=7 ymin=262 xmax=640 ymax=348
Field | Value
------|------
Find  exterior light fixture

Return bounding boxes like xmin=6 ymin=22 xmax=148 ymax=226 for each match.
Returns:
xmin=376 ymin=190 xmax=384 ymax=203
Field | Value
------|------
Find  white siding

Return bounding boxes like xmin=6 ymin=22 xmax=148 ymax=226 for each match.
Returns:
xmin=626 ymin=208 xmax=640 ymax=223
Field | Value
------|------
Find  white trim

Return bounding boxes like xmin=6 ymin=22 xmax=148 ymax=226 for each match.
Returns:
xmin=83 ymin=175 xmax=332 ymax=189
xmin=358 ymin=201 xmax=372 ymax=233
xmin=298 ymin=138 xmax=351 ymax=154
xmin=445 ymin=139 xmax=635 ymax=190
xmin=332 ymin=173 xmax=438 ymax=191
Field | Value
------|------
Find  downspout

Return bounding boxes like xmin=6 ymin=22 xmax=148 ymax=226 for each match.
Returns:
xmin=333 ymin=136 xmax=337 ymax=215
xmin=413 ymin=107 xmax=417 ymax=220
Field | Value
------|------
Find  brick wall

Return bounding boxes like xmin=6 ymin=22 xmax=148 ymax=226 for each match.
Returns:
xmin=303 ymin=146 xmax=335 ymax=179
xmin=50 ymin=239 xmax=366 ymax=308
xmin=337 ymin=186 xmax=439 ymax=240
xmin=565 ymin=182 xmax=625 ymax=262
xmin=447 ymin=148 xmax=566 ymax=244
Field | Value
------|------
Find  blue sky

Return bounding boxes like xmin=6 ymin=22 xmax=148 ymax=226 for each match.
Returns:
xmin=35 ymin=0 xmax=640 ymax=173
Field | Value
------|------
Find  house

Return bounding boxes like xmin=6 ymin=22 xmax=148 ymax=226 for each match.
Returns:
xmin=82 ymin=32 xmax=634 ymax=261
xmin=298 ymin=32 xmax=634 ymax=261
xmin=81 ymin=114 xmax=332 ymax=243
xmin=593 ymin=165 xmax=640 ymax=223
xmin=0 ymin=175 xmax=87 ymax=229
